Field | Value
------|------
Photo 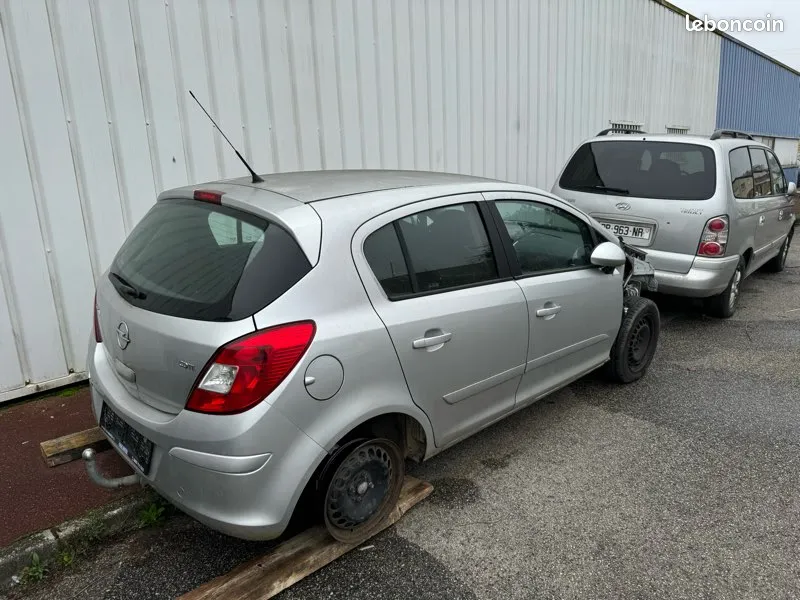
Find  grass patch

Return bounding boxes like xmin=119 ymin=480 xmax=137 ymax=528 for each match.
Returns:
xmin=19 ymin=553 xmax=48 ymax=584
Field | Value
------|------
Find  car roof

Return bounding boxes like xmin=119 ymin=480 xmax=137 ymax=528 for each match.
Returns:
xmin=216 ymin=169 xmax=495 ymax=203
xmin=580 ymin=133 xmax=767 ymax=151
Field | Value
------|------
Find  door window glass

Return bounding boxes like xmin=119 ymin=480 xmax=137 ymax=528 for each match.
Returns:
xmin=495 ymin=201 xmax=595 ymax=274
xmin=363 ymin=224 xmax=413 ymax=297
xmin=765 ymin=151 xmax=787 ymax=195
xmin=729 ymin=147 xmax=754 ymax=199
xmin=398 ymin=203 xmax=498 ymax=293
xmin=749 ymin=148 xmax=772 ymax=197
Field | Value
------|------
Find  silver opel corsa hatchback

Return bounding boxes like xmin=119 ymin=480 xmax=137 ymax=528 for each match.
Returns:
xmin=87 ymin=170 xmax=660 ymax=543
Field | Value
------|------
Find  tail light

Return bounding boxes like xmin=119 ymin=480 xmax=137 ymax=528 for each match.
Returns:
xmin=93 ymin=293 xmax=102 ymax=343
xmin=697 ymin=216 xmax=729 ymax=257
xmin=186 ymin=321 xmax=316 ymax=415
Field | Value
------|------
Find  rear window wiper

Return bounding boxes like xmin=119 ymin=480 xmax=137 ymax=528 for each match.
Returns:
xmin=573 ymin=184 xmax=630 ymax=195
xmin=109 ymin=272 xmax=147 ymax=300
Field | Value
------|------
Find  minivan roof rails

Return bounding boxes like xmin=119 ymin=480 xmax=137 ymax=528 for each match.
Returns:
xmin=710 ymin=129 xmax=754 ymax=141
xmin=596 ymin=128 xmax=647 ymax=136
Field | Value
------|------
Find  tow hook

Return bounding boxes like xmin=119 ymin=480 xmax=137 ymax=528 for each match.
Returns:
xmin=82 ymin=448 xmax=142 ymax=489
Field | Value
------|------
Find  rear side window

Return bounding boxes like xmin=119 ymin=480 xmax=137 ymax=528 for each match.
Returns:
xmin=363 ymin=203 xmax=498 ymax=298
xmin=110 ymin=199 xmax=311 ymax=321
xmin=765 ymin=151 xmax=787 ymax=195
xmin=748 ymin=148 xmax=771 ymax=197
xmin=729 ymin=147 xmax=754 ymax=199
xmin=560 ymin=141 xmax=717 ymax=200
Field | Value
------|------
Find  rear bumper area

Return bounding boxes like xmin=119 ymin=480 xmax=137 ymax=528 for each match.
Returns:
xmin=88 ymin=343 xmax=327 ymax=540
xmin=654 ymin=255 xmax=740 ymax=298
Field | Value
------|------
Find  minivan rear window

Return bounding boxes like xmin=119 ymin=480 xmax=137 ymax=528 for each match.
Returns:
xmin=109 ymin=198 xmax=311 ymax=321
xmin=560 ymin=141 xmax=717 ymax=200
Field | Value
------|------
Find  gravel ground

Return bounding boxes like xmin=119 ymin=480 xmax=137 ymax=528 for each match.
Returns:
xmin=7 ymin=243 xmax=800 ymax=600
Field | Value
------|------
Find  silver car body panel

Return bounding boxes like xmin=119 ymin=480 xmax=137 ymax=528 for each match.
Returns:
xmin=90 ymin=171 xmax=636 ymax=540
xmin=551 ymin=135 xmax=796 ymax=297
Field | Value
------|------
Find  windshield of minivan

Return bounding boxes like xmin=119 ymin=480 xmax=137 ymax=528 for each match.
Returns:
xmin=559 ymin=141 xmax=717 ymax=200
xmin=109 ymin=198 xmax=311 ymax=321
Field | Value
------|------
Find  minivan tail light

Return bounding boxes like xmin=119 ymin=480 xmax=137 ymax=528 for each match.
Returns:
xmin=93 ymin=293 xmax=102 ymax=343
xmin=186 ymin=321 xmax=316 ymax=415
xmin=697 ymin=215 xmax=729 ymax=257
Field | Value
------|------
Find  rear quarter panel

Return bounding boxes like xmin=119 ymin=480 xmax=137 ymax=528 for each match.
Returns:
xmin=252 ymin=198 xmax=437 ymax=458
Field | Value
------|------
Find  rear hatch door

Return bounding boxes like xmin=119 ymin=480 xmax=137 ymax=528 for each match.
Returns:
xmin=97 ymin=195 xmax=312 ymax=414
xmin=553 ymin=139 xmax=719 ymax=274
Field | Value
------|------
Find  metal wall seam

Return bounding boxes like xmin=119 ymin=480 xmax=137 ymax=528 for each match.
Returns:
xmin=88 ymin=0 xmax=131 ymax=235
xmin=1 ymin=0 xmax=72 ymax=377
xmin=166 ymin=0 xmax=194 ymax=185
xmin=0 ymin=222 xmax=28 ymax=388
xmin=44 ymin=0 xmax=100 ymax=284
xmin=127 ymin=0 xmax=163 ymax=194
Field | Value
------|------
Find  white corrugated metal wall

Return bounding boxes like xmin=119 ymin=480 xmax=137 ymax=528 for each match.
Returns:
xmin=0 ymin=0 xmax=721 ymax=401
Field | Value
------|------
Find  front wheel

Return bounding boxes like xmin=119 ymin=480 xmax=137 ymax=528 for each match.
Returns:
xmin=322 ymin=438 xmax=404 ymax=544
xmin=705 ymin=258 xmax=745 ymax=318
xmin=605 ymin=296 xmax=660 ymax=384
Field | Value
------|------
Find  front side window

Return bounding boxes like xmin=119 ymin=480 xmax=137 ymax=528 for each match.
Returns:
xmin=729 ymin=147 xmax=754 ymax=199
xmin=495 ymin=200 xmax=595 ymax=274
xmin=559 ymin=141 xmax=716 ymax=200
xmin=749 ymin=148 xmax=772 ymax=198
xmin=765 ymin=151 xmax=787 ymax=195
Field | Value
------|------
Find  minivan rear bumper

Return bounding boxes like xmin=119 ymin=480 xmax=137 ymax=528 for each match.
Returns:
xmin=653 ymin=255 xmax=739 ymax=298
xmin=87 ymin=342 xmax=327 ymax=540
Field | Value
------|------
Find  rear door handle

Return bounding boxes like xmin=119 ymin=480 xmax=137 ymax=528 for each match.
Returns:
xmin=536 ymin=304 xmax=562 ymax=318
xmin=412 ymin=332 xmax=452 ymax=349
xmin=759 ymin=215 xmax=766 ymax=225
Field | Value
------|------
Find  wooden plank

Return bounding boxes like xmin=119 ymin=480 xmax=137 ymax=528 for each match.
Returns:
xmin=40 ymin=426 xmax=109 ymax=467
xmin=180 ymin=476 xmax=434 ymax=600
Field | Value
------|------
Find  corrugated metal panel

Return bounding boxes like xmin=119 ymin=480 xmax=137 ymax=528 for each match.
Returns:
xmin=717 ymin=37 xmax=800 ymax=138
xmin=0 ymin=0 xmax=722 ymax=401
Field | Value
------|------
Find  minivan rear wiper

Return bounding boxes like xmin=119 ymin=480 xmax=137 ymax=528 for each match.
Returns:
xmin=573 ymin=184 xmax=630 ymax=195
xmin=109 ymin=272 xmax=147 ymax=300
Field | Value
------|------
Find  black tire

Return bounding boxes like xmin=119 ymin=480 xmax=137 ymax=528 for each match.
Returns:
xmin=322 ymin=438 xmax=404 ymax=544
xmin=705 ymin=257 xmax=745 ymax=319
xmin=605 ymin=296 xmax=660 ymax=384
xmin=764 ymin=229 xmax=793 ymax=273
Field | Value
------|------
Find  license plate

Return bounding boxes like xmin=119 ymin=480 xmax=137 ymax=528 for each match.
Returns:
xmin=599 ymin=221 xmax=652 ymax=241
xmin=100 ymin=403 xmax=153 ymax=474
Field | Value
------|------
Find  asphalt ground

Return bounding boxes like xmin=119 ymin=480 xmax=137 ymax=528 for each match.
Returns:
xmin=0 ymin=387 xmax=133 ymax=547
xmin=7 ymin=242 xmax=800 ymax=600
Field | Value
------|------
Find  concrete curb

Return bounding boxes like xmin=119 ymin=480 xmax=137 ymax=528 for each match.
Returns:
xmin=0 ymin=490 xmax=153 ymax=591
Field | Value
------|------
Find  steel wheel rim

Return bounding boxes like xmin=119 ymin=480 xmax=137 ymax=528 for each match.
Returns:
xmin=324 ymin=440 xmax=402 ymax=536
xmin=627 ymin=315 xmax=654 ymax=370
xmin=729 ymin=268 xmax=742 ymax=310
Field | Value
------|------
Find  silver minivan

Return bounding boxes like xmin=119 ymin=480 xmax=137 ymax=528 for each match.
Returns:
xmin=86 ymin=170 xmax=660 ymax=543
xmin=552 ymin=130 xmax=797 ymax=317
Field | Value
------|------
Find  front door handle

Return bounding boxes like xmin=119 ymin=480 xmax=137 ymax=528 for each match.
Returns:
xmin=759 ymin=215 xmax=766 ymax=225
xmin=536 ymin=304 xmax=562 ymax=318
xmin=412 ymin=332 xmax=452 ymax=349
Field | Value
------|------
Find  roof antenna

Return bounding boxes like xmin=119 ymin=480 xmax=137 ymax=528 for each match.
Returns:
xmin=189 ymin=90 xmax=263 ymax=184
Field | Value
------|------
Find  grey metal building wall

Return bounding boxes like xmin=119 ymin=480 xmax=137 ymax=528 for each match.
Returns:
xmin=0 ymin=0 xmax=722 ymax=401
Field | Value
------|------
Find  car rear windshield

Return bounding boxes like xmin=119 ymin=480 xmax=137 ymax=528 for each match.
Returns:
xmin=559 ymin=141 xmax=717 ymax=200
xmin=109 ymin=198 xmax=311 ymax=321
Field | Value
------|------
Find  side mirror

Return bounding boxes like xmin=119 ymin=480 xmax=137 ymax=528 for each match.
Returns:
xmin=590 ymin=242 xmax=627 ymax=269
xmin=787 ymin=181 xmax=797 ymax=196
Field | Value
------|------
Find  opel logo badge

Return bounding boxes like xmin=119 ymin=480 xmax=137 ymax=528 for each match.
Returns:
xmin=615 ymin=202 xmax=632 ymax=211
xmin=116 ymin=322 xmax=131 ymax=350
